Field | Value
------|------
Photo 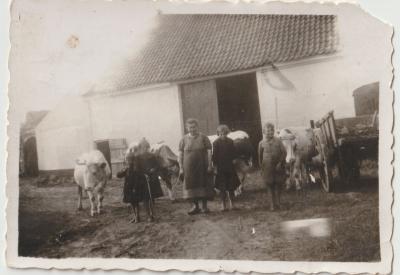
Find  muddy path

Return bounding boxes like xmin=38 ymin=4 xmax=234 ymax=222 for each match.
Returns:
xmin=18 ymin=172 xmax=380 ymax=261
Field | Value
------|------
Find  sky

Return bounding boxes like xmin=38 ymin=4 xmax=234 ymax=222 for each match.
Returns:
xmin=9 ymin=0 xmax=161 ymax=123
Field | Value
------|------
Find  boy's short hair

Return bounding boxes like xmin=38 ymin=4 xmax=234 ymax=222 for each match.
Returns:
xmin=263 ymin=122 xmax=275 ymax=131
xmin=186 ymin=118 xmax=199 ymax=126
xmin=217 ymin=124 xmax=230 ymax=135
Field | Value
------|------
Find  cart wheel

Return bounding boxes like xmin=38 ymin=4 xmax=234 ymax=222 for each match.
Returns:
xmin=320 ymin=159 xmax=340 ymax=192
xmin=320 ymin=160 xmax=331 ymax=192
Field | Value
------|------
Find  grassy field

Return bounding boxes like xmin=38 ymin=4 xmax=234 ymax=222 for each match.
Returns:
xmin=18 ymin=167 xmax=380 ymax=261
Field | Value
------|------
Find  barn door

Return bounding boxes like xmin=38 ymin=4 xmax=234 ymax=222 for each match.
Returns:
xmin=216 ymin=73 xmax=262 ymax=166
xmin=180 ymin=80 xmax=219 ymax=135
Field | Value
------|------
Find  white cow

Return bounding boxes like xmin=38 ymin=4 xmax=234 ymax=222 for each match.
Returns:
xmin=74 ymin=150 xmax=111 ymax=216
xmin=278 ymin=127 xmax=318 ymax=191
xmin=208 ymin=130 xmax=254 ymax=196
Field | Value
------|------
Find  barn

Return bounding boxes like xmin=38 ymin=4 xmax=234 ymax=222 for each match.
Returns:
xmin=36 ymin=12 xmax=386 ymax=176
xmin=35 ymin=96 xmax=93 ymax=175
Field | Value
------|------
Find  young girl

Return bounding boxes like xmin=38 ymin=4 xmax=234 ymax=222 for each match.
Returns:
xmin=212 ymin=125 xmax=241 ymax=211
xmin=118 ymin=148 xmax=163 ymax=222
xmin=117 ymin=152 xmax=145 ymax=223
xmin=258 ymin=123 xmax=287 ymax=211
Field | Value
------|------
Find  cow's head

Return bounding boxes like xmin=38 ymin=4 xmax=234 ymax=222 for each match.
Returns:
xmin=278 ymin=128 xmax=297 ymax=164
xmin=86 ymin=162 xmax=108 ymax=183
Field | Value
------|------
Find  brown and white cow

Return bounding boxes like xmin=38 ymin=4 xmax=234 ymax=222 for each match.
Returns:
xmin=126 ymin=140 xmax=179 ymax=201
xmin=74 ymin=150 xmax=111 ymax=216
xmin=208 ymin=130 xmax=254 ymax=196
xmin=278 ymin=127 xmax=318 ymax=192
xmin=150 ymin=142 xmax=180 ymax=201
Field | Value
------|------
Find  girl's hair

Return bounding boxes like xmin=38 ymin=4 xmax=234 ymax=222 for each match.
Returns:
xmin=186 ymin=118 xmax=199 ymax=126
xmin=139 ymin=137 xmax=150 ymax=151
xmin=217 ymin=124 xmax=230 ymax=135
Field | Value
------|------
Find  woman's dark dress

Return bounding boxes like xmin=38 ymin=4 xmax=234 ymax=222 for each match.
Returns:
xmin=117 ymin=167 xmax=146 ymax=204
xmin=212 ymin=137 xmax=241 ymax=192
xmin=136 ymin=152 xmax=164 ymax=199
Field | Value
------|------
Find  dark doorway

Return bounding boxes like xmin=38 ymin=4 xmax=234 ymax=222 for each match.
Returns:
xmin=216 ymin=73 xmax=263 ymax=165
xmin=23 ymin=137 xmax=39 ymax=176
xmin=95 ymin=140 xmax=112 ymax=175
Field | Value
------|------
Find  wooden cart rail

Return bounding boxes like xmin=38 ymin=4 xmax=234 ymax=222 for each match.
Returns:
xmin=313 ymin=111 xmax=378 ymax=192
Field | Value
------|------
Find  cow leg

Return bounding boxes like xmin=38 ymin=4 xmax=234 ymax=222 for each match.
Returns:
xmin=86 ymin=190 xmax=96 ymax=216
xmin=301 ymin=164 xmax=307 ymax=199
xmin=164 ymin=177 xmax=175 ymax=202
xmin=96 ymin=187 xmax=104 ymax=215
xmin=294 ymin=163 xmax=302 ymax=191
xmin=77 ymin=185 xmax=83 ymax=211
xmin=167 ymin=188 xmax=175 ymax=202
xmin=240 ymin=174 xmax=246 ymax=191
xmin=285 ymin=177 xmax=291 ymax=191
xmin=234 ymin=173 xmax=245 ymax=197
xmin=228 ymin=190 xmax=235 ymax=210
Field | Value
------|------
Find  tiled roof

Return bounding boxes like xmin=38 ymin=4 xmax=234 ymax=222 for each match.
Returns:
xmin=88 ymin=14 xmax=337 ymax=95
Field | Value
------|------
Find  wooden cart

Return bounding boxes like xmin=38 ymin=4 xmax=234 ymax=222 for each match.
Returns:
xmin=313 ymin=111 xmax=378 ymax=192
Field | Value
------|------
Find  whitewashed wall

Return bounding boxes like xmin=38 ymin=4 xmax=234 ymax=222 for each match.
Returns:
xmin=256 ymin=10 xmax=388 ymax=129
xmin=89 ymin=84 xmax=183 ymax=153
xmin=36 ymin=97 xmax=92 ymax=171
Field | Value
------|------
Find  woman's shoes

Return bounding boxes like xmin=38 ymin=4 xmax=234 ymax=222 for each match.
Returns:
xmin=188 ymin=207 xmax=201 ymax=215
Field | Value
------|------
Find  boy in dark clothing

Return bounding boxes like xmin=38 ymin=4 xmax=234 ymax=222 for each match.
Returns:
xmin=212 ymin=125 xmax=241 ymax=211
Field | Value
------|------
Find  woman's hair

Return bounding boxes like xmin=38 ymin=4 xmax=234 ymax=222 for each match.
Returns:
xmin=217 ymin=124 xmax=230 ymax=135
xmin=186 ymin=118 xmax=199 ymax=126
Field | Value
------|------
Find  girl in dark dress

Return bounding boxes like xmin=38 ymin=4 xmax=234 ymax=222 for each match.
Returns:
xmin=118 ymin=149 xmax=163 ymax=223
xmin=212 ymin=125 xmax=241 ymax=211
xmin=117 ymin=152 xmax=145 ymax=223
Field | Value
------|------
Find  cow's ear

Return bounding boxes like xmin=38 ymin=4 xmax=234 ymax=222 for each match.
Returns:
xmin=100 ymin=163 xmax=107 ymax=169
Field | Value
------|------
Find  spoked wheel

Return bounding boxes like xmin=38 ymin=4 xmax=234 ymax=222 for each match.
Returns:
xmin=320 ymin=159 xmax=340 ymax=192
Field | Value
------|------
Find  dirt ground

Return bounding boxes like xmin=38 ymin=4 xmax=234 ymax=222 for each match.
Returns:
xmin=18 ymin=165 xmax=380 ymax=261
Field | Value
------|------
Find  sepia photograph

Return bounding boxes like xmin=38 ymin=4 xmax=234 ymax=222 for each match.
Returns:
xmin=6 ymin=0 xmax=393 ymax=273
